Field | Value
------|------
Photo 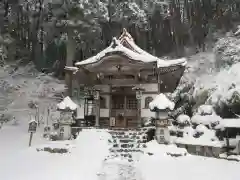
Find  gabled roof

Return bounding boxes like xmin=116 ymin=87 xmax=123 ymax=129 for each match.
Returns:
xmin=75 ymin=28 xmax=187 ymax=68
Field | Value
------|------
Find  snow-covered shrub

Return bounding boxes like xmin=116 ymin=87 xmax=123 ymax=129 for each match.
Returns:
xmin=192 ymin=62 xmax=240 ymax=117
xmin=196 ymin=105 xmax=214 ymax=116
xmin=142 ymin=117 xmax=155 ymax=127
xmin=49 ymin=131 xmax=59 ymax=141
xmin=192 ymin=89 xmax=210 ymax=111
xmin=182 ymin=126 xmax=195 ymax=137
xmin=37 ymin=147 xmax=68 ymax=154
xmin=191 ymin=114 xmax=222 ymax=128
xmin=214 ymin=36 xmax=240 ymax=69
xmin=176 ymin=114 xmax=191 ymax=126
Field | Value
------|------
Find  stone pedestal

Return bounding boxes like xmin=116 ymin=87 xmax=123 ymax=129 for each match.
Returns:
xmin=155 ymin=119 xmax=171 ymax=144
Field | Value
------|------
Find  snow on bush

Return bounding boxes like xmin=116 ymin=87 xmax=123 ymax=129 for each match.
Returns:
xmin=191 ymin=114 xmax=222 ymax=127
xmin=144 ymin=140 xmax=187 ymax=157
xmin=214 ymin=36 xmax=240 ymax=69
xmin=193 ymin=62 xmax=240 ymax=114
xmin=195 ymin=124 xmax=208 ymax=133
xmin=196 ymin=105 xmax=214 ymax=116
xmin=182 ymin=126 xmax=195 ymax=137
xmin=176 ymin=114 xmax=190 ymax=125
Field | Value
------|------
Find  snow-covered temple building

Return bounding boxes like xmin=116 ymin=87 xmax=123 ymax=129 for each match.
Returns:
xmin=64 ymin=28 xmax=186 ymax=128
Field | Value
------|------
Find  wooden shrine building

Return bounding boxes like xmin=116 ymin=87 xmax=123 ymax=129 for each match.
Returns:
xmin=65 ymin=28 xmax=187 ymax=128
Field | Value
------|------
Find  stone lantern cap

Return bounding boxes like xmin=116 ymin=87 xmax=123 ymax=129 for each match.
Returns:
xmin=149 ymin=93 xmax=175 ymax=112
xmin=57 ymin=96 xmax=79 ymax=111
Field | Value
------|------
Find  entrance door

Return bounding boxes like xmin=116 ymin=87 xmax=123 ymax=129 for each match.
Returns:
xmin=111 ymin=94 xmax=138 ymax=128
xmin=111 ymin=95 xmax=126 ymax=127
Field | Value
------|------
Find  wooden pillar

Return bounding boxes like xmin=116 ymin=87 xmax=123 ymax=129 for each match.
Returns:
xmin=226 ymin=129 xmax=230 ymax=156
xmin=137 ymin=98 xmax=141 ymax=128
xmin=95 ymin=91 xmax=100 ymax=127
xmin=158 ymin=72 xmax=161 ymax=93
xmin=124 ymin=95 xmax=127 ymax=127
xmin=65 ymin=71 xmax=73 ymax=97
xmin=109 ymin=85 xmax=112 ymax=127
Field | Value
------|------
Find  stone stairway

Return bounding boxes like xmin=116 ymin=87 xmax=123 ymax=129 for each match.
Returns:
xmin=106 ymin=128 xmax=148 ymax=162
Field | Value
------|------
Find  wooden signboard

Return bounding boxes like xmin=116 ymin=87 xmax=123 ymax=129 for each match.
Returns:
xmin=28 ymin=120 xmax=38 ymax=147
xmin=156 ymin=119 xmax=171 ymax=127
xmin=28 ymin=121 xmax=37 ymax=133
xmin=110 ymin=117 xmax=116 ymax=127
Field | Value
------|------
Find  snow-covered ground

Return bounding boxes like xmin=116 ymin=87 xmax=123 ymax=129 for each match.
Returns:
xmin=1 ymin=122 xmax=240 ymax=180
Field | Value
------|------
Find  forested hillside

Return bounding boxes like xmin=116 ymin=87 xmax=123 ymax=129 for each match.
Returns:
xmin=1 ymin=0 xmax=240 ymax=78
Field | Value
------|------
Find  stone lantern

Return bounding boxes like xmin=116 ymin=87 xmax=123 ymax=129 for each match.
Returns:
xmin=56 ymin=96 xmax=78 ymax=140
xmin=149 ymin=93 xmax=175 ymax=144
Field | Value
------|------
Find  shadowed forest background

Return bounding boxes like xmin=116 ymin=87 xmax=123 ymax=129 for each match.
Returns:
xmin=0 ymin=0 xmax=240 ymax=78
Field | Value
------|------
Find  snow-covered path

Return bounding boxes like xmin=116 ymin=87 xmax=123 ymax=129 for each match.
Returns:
xmin=99 ymin=159 xmax=143 ymax=180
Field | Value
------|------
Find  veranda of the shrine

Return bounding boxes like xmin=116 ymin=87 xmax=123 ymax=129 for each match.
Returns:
xmin=64 ymin=29 xmax=187 ymax=128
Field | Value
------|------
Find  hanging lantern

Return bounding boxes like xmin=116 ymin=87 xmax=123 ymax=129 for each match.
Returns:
xmin=84 ymin=97 xmax=95 ymax=116
xmin=136 ymin=90 xmax=142 ymax=100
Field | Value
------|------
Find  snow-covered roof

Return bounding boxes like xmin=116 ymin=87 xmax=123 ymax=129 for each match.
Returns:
xmin=57 ymin=96 xmax=79 ymax=111
xmin=75 ymin=29 xmax=187 ymax=68
xmin=149 ymin=93 xmax=175 ymax=111
xmin=215 ymin=118 xmax=240 ymax=129
xmin=29 ymin=118 xmax=37 ymax=124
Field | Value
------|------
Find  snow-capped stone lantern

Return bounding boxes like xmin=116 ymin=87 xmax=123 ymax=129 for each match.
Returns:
xmin=57 ymin=96 xmax=79 ymax=140
xmin=149 ymin=93 xmax=175 ymax=144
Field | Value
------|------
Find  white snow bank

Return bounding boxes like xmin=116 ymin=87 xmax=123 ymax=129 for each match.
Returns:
xmin=144 ymin=140 xmax=187 ymax=156
xmin=57 ymin=96 xmax=79 ymax=111
xmin=136 ymin=149 xmax=240 ymax=180
xmin=176 ymin=114 xmax=190 ymax=124
xmin=1 ymin=128 xmax=112 ymax=180
xmin=220 ymin=153 xmax=240 ymax=161
xmin=149 ymin=93 xmax=175 ymax=111
xmin=191 ymin=114 xmax=222 ymax=126
xmin=215 ymin=118 xmax=240 ymax=129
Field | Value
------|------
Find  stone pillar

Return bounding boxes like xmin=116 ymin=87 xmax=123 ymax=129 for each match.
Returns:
xmin=155 ymin=119 xmax=171 ymax=144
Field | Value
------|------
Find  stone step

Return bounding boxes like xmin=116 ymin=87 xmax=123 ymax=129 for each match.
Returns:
xmin=119 ymin=139 xmax=135 ymax=143
xmin=112 ymin=135 xmax=144 ymax=139
xmin=110 ymin=148 xmax=143 ymax=153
